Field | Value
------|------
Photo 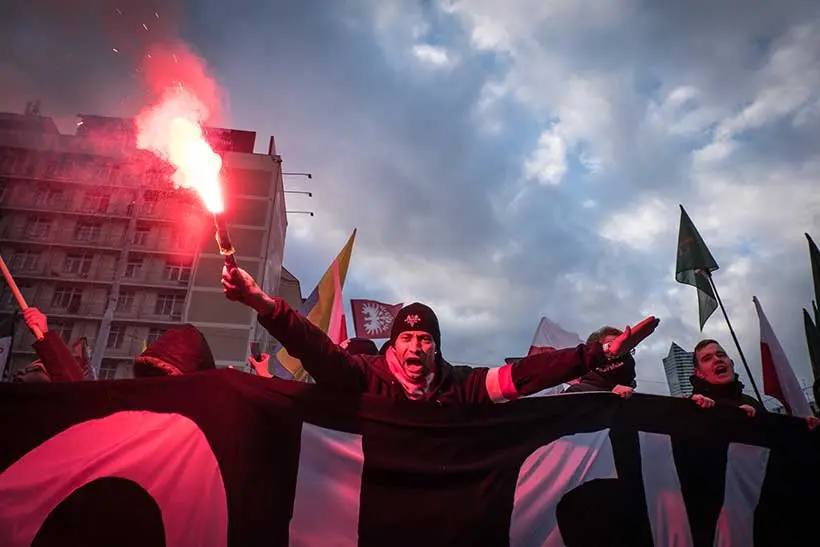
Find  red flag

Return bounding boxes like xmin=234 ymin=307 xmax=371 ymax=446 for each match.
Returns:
xmin=754 ymin=296 xmax=812 ymax=416
xmin=351 ymin=299 xmax=403 ymax=339
xmin=528 ymin=317 xmax=583 ymax=356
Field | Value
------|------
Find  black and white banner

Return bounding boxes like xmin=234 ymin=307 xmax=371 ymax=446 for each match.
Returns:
xmin=0 ymin=369 xmax=817 ymax=546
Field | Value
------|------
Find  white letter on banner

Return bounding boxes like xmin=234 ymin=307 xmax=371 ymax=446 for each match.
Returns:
xmin=639 ymin=433 xmax=770 ymax=547
xmin=639 ymin=431 xmax=694 ymax=546
xmin=713 ymin=443 xmax=769 ymax=547
xmin=509 ymin=429 xmax=617 ymax=546
xmin=0 ymin=411 xmax=228 ymax=547
xmin=289 ymin=423 xmax=364 ymax=547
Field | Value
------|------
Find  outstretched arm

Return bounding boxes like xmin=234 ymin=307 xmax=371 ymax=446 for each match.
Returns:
xmin=482 ymin=316 xmax=660 ymax=402
xmin=222 ymin=267 xmax=367 ymax=389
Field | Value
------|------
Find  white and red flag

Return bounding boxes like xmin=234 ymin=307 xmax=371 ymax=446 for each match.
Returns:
xmin=754 ymin=296 xmax=812 ymax=416
xmin=528 ymin=317 xmax=583 ymax=356
xmin=351 ymin=300 xmax=403 ymax=339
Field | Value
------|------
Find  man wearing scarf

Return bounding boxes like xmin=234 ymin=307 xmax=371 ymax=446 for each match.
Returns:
xmin=222 ymin=267 xmax=660 ymax=404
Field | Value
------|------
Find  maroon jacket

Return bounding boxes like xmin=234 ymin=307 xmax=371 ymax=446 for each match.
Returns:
xmin=32 ymin=331 xmax=85 ymax=382
xmin=258 ymin=298 xmax=611 ymax=404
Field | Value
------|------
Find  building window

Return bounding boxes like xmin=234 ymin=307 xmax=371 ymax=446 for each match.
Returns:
xmin=24 ymin=217 xmax=51 ymax=239
xmin=1 ymin=283 xmax=33 ymax=308
xmin=98 ymin=360 xmax=119 ymax=380
xmin=74 ymin=221 xmax=102 ymax=242
xmin=34 ymin=186 xmax=64 ymax=206
xmin=116 ymin=290 xmax=135 ymax=312
xmin=51 ymin=286 xmax=83 ymax=312
xmin=147 ymin=327 xmax=166 ymax=345
xmin=63 ymin=253 xmax=93 ymax=276
xmin=170 ymin=229 xmax=197 ymax=251
xmin=124 ymin=258 xmax=143 ymax=278
xmin=163 ymin=260 xmax=192 ymax=282
xmin=50 ymin=320 xmax=74 ymax=343
xmin=0 ymin=180 xmax=6 ymax=202
xmin=10 ymin=250 xmax=40 ymax=271
xmin=155 ymin=294 xmax=184 ymax=317
xmin=142 ymin=190 xmax=160 ymax=214
xmin=107 ymin=325 xmax=126 ymax=348
xmin=82 ymin=191 xmax=111 ymax=213
xmin=133 ymin=225 xmax=150 ymax=246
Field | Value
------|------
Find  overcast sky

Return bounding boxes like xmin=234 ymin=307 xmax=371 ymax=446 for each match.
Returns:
xmin=3 ymin=0 xmax=820 ymax=395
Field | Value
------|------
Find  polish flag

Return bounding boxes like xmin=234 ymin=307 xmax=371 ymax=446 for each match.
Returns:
xmin=528 ymin=317 xmax=583 ymax=356
xmin=327 ymin=260 xmax=348 ymax=345
xmin=754 ymin=296 xmax=812 ymax=416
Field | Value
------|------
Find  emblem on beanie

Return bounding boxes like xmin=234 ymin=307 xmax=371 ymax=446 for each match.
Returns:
xmin=405 ymin=314 xmax=421 ymax=327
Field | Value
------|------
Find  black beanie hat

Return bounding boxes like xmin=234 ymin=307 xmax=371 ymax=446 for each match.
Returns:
xmin=390 ymin=302 xmax=441 ymax=353
xmin=345 ymin=337 xmax=379 ymax=356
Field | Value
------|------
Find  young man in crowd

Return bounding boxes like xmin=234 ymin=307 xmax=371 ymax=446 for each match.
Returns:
xmin=222 ymin=266 xmax=660 ymax=404
xmin=689 ymin=339 xmax=819 ymax=429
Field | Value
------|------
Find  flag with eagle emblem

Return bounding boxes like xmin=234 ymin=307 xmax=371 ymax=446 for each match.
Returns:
xmin=351 ymin=299 xmax=403 ymax=339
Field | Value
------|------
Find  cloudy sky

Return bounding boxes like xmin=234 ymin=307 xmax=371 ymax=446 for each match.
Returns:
xmin=3 ymin=0 xmax=820 ymax=395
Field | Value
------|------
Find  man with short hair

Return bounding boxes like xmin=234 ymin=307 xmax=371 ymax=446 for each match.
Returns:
xmin=222 ymin=267 xmax=660 ymax=404
xmin=689 ymin=339 xmax=764 ymax=417
xmin=689 ymin=339 xmax=819 ymax=429
xmin=564 ymin=326 xmax=637 ymax=398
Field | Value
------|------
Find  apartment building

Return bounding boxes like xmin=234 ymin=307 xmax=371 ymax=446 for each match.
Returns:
xmin=0 ymin=110 xmax=288 ymax=379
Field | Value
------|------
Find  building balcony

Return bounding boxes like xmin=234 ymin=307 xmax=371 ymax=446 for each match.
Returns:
xmin=113 ymin=307 xmax=185 ymax=323
xmin=28 ymin=300 xmax=107 ymax=319
xmin=119 ymin=270 xmax=192 ymax=289
xmin=0 ymin=297 xmax=185 ymax=325
xmin=0 ymin=196 xmax=133 ymax=219
xmin=4 ymin=263 xmax=117 ymax=284
xmin=130 ymin=238 xmax=199 ymax=256
xmin=0 ymin=227 xmax=125 ymax=250
xmin=0 ymin=161 xmax=167 ymax=191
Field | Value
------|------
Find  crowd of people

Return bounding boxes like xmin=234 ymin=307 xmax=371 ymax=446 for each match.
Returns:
xmin=9 ymin=265 xmax=819 ymax=429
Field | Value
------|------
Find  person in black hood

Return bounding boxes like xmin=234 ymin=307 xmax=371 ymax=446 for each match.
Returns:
xmin=133 ymin=324 xmax=217 ymax=377
xmin=564 ymin=326 xmax=637 ymax=398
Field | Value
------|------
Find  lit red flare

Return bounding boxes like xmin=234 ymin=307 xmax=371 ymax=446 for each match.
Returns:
xmin=135 ymin=88 xmax=224 ymax=213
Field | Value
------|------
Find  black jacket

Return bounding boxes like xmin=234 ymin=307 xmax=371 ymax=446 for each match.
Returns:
xmin=690 ymin=374 xmax=766 ymax=414
xmin=564 ymin=355 xmax=637 ymax=393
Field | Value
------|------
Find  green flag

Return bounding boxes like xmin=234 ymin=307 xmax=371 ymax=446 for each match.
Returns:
xmin=805 ymin=309 xmax=820 ymax=404
xmin=808 ymin=234 xmax=820 ymax=307
xmin=814 ymin=300 xmax=820 ymax=332
xmin=675 ymin=205 xmax=719 ymax=330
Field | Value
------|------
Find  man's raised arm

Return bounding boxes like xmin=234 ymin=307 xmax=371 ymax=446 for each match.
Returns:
xmin=221 ymin=267 xmax=366 ymax=389
xmin=482 ymin=316 xmax=660 ymax=402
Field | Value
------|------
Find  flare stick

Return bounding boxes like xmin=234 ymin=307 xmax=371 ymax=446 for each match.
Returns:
xmin=213 ymin=213 xmax=238 ymax=270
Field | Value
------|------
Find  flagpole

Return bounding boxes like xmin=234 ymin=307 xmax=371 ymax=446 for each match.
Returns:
xmin=703 ymin=271 xmax=765 ymax=404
